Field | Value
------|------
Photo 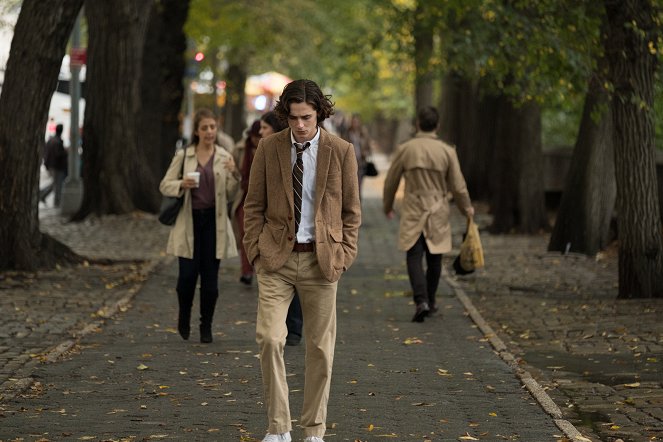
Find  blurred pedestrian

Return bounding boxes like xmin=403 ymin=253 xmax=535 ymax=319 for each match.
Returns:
xmin=259 ymin=111 xmax=304 ymax=347
xmin=383 ymin=106 xmax=474 ymax=322
xmin=232 ymin=119 xmax=262 ymax=286
xmin=216 ymin=117 xmax=236 ymax=152
xmin=243 ymin=79 xmax=361 ymax=442
xmin=159 ymin=108 xmax=240 ymax=343
xmin=340 ymin=113 xmax=374 ymax=200
xmin=39 ymin=123 xmax=68 ymax=207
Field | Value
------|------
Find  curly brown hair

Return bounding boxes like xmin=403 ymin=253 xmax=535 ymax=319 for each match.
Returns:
xmin=274 ymin=79 xmax=335 ymax=125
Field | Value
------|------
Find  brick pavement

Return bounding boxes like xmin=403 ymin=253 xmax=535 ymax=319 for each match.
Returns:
xmin=0 ymin=154 xmax=659 ymax=441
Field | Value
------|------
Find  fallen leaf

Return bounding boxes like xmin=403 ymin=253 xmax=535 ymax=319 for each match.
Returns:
xmin=403 ymin=337 xmax=423 ymax=345
xmin=623 ymin=382 xmax=640 ymax=388
xmin=137 ymin=364 xmax=149 ymax=370
xmin=368 ymin=424 xmax=374 ymax=431
xmin=459 ymin=433 xmax=479 ymax=441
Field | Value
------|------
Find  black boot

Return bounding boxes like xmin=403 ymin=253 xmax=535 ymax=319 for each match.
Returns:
xmin=177 ymin=291 xmax=194 ymax=340
xmin=199 ymin=324 xmax=213 ymax=343
xmin=199 ymin=291 xmax=218 ymax=343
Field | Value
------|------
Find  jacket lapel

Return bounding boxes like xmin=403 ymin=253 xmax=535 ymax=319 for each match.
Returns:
xmin=276 ymin=130 xmax=294 ymax=210
xmin=314 ymin=129 xmax=332 ymax=212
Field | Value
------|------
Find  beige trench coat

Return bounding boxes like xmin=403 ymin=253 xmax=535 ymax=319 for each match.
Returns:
xmin=383 ymin=132 xmax=472 ymax=254
xmin=159 ymin=145 xmax=240 ymax=259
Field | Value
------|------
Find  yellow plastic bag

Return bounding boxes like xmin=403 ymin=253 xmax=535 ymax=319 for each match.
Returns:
xmin=458 ymin=217 xmax=484 ymax=272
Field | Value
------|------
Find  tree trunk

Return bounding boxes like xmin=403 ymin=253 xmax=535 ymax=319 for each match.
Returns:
xmin=0 ymin=0 xmax=83 ymax=270
xmin=604 ymin=0 xmax=663 ymax=298
xmin=373 ymin=112 xmax=401 ymax=155
xmin=548 ymin=70 xmax=616 ymax=255
xmin=490 ymin=96 xmax=549 ymax=233
xmin=413 ymin=2 xmax=435 ymax=111
xmin=139 ymin=0 xmax=189 ymax=185
xmin=74 ymin=0 xmax=158 ymax=220
xmin=223 ymin=63 xmax=247 ymax=141
xmin=439 ymin=71 xmax=484 ymax=199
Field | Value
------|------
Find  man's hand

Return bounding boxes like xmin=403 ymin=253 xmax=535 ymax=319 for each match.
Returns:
xmin=386 ymin=210 xmax=396 ymax=220
xmin=466 ymin=206 xmax=475 ymax=218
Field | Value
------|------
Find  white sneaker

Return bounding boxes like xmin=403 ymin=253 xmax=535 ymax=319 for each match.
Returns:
xmin=261 ymin=433 xmax=292 ymax=442
xmin=304 ymin=437 xmax=324 ymax=442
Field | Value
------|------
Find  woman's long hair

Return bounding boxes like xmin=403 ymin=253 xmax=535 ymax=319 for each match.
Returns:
xmin=190 ymin=108 xmax=217 ymax=145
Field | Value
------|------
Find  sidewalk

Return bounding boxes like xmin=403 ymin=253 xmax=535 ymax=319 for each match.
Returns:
xmin=0 ymin=155 xmax=659 ymax=441
xmin=1 ymin=197 xmax=568 ymax=441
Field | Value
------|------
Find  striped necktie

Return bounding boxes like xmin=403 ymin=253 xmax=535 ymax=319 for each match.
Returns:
xmin=293 ymin=141 xmax=310 ymax=234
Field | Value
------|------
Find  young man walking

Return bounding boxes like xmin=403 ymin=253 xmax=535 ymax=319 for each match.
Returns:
xmin=243 ymin=79 xmax=361 ymax=442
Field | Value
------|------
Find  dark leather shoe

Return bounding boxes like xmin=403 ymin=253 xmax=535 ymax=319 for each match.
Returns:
xmin=285 ymin=334 xmax=301 ymax=346
xmin=412 ymin=302 xmax=430 ymax=323
xmin=239 ymin=274 xmax=253 ymax=285
xmin=428 ymin=304 xmax=439 ymax=315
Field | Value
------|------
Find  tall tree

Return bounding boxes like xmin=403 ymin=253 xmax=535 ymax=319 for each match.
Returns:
xmin=139 ymin=0 xmax=190 ymax=180
xmin=73 ymin=0 xmax=157 ymax=220
xmin=0 ymin=0 xmax=83 ymax=270
xmin=413 ymin=1 xmax=437 ymax=111
xmin=548 ymin=68 xmax=616 ymax=255
xmin=489 ymin=96 xmax=548 ymax=233
xmin=604 ymin=0 xmax=663 ymax=298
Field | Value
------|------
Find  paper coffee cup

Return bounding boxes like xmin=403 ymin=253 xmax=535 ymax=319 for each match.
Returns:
xmin=187 ymin=171 xmax=200 ymax=187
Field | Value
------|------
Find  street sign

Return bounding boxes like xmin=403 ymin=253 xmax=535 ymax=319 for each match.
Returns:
xmin=70 ymin=47 xmax=86 ymax=67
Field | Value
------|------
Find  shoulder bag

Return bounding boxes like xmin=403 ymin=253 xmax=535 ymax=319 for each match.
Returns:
xmin=158 ymin=151 xmax=186 ymax=226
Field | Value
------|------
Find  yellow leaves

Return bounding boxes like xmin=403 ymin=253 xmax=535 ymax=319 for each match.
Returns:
xmin=623 ymin=382 xmax=640 ymax=388
xmin=482 ymin=10 xmax=496 ymax=22
xmin=610 ymin=424 xmax=621 ymax=430
xmin=368 ymin=424 xmax=375 ymax=431
xmin=648 ymin=41 xmax=657 ymax=55
xmin=136 ymin=363 xmax=149 ymax=371
xmin=459 ymin=433 xmax=479 ymax=440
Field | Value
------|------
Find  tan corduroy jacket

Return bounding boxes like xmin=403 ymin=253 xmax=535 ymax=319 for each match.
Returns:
xmin=159 ymin=145 xmax=239 ymax=259
xmin=243 ymin=128 xmax=361 ymax=282
xmin=383 ymin=132 xmax=472 ymax=254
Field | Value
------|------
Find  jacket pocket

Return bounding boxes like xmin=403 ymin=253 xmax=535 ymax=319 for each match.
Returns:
xmin=329 ymin=228 xmax=343 ymax=243
xmin=258 ymin=223 xmax=285 ymax=254
xmin=329 ymin=228 xmax=344 ymax=270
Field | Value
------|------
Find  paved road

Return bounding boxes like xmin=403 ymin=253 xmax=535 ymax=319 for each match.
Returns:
xmin=0 ymin=197 xmax=565 ymax=441
xmin=1 ymin=153 xmax=660 ymax=441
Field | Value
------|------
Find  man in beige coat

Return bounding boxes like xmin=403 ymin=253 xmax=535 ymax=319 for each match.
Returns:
xmin=243 ymin=79 xmax=361 ymax=442
xmin=383 ymin=106 xmax=474 ymax=322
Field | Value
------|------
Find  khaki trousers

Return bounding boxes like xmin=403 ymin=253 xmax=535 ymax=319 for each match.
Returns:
xmin=256 ymin=251 xmax=338 ymax=438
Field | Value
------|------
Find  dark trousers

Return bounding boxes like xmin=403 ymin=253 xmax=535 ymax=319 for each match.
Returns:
xmin=286 ymin=291 xmax=303 ymax=338
xmin=177 ymin=208 xmax=220 ymax=325
xmin=406 ymin=234 xmax=442 ymax=308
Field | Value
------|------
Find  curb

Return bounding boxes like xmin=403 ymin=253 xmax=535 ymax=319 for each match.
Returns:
xmin=0 ymin=257 xmax=167 ymax=403
xmin=444 ymin=269 xmax=592 ymax=442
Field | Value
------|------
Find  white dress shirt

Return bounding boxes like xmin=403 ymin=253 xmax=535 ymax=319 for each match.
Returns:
xmin=290 ymin=127 xmax=320 ymax=243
